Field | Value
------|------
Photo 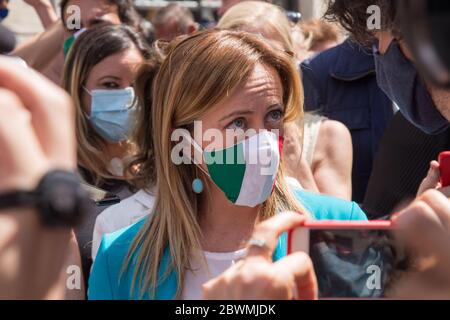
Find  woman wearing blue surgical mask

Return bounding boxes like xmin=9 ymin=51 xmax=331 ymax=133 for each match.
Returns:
xmin=61 ymin=24 xmax=153 ymax=291
xmin=88 ymin=29 xmax=368 ymax=300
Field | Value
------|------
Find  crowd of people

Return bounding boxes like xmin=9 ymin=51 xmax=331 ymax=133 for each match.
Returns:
xmin=0 ymin=0 xmax=450 ymax=300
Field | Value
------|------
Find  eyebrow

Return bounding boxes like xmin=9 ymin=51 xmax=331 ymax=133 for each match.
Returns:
xmin=98 ymin=75 xmax=122 ymax=82
xmin=219 ymin=104 xmax=284 ymax=123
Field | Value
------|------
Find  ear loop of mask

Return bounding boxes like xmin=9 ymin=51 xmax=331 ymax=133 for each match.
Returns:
xmin=81 ymin=86 xmax=93 ymax=119
xmin=178 ymin=130 xmax=211 ymax=178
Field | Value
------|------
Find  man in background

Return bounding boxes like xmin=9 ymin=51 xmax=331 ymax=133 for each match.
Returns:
xmin=152 ymin=4 xmax=198 ymax=41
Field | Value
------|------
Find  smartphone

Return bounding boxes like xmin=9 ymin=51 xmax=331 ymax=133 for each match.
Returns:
xmin=80 ymin=183 xmax=121 ymax=207
xmin=288 ymin=221 xmax=408 ymax=299
xmin=439 ymin=151 xmax=450 ymax=187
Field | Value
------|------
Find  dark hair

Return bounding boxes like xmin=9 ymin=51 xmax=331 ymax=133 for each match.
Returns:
xmin=325 ymin=0 xmax=401 ymax=45
xmin=62 ymin=24 xmax=153 ymax=186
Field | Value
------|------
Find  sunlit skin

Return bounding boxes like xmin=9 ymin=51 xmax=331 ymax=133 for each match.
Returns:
xmin=64 ymin=0 xmax=121 ymax=30
xmin=195 ymin=63 xmax=285 ymax=253
xmin=81 ymin=45 xmax=143 ymax=161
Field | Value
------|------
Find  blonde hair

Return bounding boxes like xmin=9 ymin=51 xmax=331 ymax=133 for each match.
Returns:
xmin=217 ymin=1 xmax=295 ymax=54
xmin=300 ymin=19 xmax=342 ymax=52
xmin=125 ymin=29 xmax=308 ymax=298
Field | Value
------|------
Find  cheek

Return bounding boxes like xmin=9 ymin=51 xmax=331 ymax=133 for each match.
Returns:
xmin=81 ymin=93 xmax=92 ymax=115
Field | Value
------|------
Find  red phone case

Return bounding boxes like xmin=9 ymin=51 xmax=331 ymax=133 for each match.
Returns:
xmin=287 ymin=220 xmax=393 ymax=255
xmin=439 ymin=151 xmax=450 ymax=187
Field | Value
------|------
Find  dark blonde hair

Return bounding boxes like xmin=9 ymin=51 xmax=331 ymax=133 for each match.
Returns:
xmin=125 ymin=29 xmax=308 ymax=298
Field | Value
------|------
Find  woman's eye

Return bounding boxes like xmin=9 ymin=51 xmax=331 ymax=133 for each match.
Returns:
xmin=102 ymin=82 xmax=120 ymax=89
xmin=227 ymin=118 xmax=246 ymax=130
xmin=267 ymin=109 xmax=284 ymax=122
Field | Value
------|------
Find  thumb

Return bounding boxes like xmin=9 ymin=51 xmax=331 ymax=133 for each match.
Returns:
xmin=417 ymin=161 xmax=440 ymax=196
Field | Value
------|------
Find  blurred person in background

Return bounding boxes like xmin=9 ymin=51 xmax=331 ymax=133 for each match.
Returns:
xmin=299 ymin=19 xmax=342 ymax=58
xmin=11 ymin=0 xmax=153 ymax=84
xmin=23 ymin=0 xmax=58 ymax=29
xmin=0 ymin=0 xmax=16 ymax=55
xmin=152 ymin=4 xmax=198 ymax=41
xmin=301 ymin=37 xmax=394 ymax=204
xmin=218 ymin=1 xmax=353 ymax=200
xmin=323 ymin=0 xmax=450 ymax=217
xmin=61 ymin=24 xmax=153 ymax=289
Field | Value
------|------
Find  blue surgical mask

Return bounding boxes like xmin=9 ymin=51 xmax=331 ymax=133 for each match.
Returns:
xmin=84 ymin=87 xmax=137 ymax=142
xmin=0 ymin=8 xmax=9 ymax=21
xmin=374 ymin=41 xmax=449 ymax=135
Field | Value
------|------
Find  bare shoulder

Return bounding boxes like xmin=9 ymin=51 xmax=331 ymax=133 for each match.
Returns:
xmin=317 ymin=119 xmax=352 ymax=154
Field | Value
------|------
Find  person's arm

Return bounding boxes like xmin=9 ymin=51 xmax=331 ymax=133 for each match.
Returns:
xmin=0 ymin=56 xmax=76 ymax=299
xmin=311 ymin=120 xmax=353 ymax=201
xmin=11 ymin=20 xmax=65 ymax=72
xmin=283 ymin=122 xmax=320 ymax=193
xmin=24 ymin=0 xmax=58 ymax=29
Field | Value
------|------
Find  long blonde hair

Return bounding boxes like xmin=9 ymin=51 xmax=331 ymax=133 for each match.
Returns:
xmin=125 ymin=29 xmax=308 ymax=298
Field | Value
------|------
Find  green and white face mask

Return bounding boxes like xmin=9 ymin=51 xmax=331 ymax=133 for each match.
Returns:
xmin=184 ymin=131 xmax=281 ymax=208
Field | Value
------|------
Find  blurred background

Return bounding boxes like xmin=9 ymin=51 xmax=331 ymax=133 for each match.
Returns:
xmin=3 ymin=0 xmax=327 ymax=44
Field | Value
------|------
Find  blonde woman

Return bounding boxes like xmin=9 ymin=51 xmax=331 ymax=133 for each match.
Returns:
xmin=218 ymin=1 xmax=353 ymax=201
xmin=62 ymin=24 xmax=152 ymax=287
xmin=88 ymin=29 xmax=366 ymax=300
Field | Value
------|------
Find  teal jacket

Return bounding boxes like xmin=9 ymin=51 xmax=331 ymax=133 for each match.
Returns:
xmin=88 ymin=190 xmax=367 ymax=300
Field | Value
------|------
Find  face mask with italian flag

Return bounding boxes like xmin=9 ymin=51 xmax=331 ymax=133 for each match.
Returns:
xmin=190 ymin=131 xmax=281 ymax=208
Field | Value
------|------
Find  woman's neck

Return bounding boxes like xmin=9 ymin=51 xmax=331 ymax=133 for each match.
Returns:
xmin=106 ymin=141 xmax=129 ymax=160
xmin=199 ymin=183 xmax=261 ymax=253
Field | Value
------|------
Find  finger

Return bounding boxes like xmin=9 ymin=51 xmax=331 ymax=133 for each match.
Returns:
xmin=247 ymin=212 xmax=306 ymax=259
xmin=417 ymin=161 xmax=441 ymax=195
xmin=418 ymin=190 xmax=450 ymax=228
xmin=274 ymin=252 xmax=318 ymax=300
xmin=393 ymin=193 xmax=450 ymax=257
xmin=0 ymin=89 xmax=48 ymax=191
xmin=0 ymin=57 xmax=75 ymax=169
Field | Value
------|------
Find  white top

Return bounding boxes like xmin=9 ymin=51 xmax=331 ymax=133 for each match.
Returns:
xmin=91 ymin=188 xmax=156 ymax=260
xmin=303 ymin=113 xmax=327 ymax=166
xmin=181 ymin=249 xmax=248 ymax=300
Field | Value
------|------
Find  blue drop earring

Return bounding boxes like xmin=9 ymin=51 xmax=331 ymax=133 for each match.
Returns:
xmin=192 ymin=178 xmax=204 ymax=194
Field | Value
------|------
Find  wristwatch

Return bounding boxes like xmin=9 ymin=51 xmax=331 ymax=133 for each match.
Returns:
xmin=0 ymin=170 xmax=89 ymax=228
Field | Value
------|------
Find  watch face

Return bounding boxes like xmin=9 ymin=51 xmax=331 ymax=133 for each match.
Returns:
xmin=38 ymin=170 xmax=87 ymax=227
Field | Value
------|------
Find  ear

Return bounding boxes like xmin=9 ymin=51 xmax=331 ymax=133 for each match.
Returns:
xmin=187 ymin=23 xmax=199 ymax=35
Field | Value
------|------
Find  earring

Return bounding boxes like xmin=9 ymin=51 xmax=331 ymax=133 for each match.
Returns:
xmin=192 ymin=178 xmax=204 ymax=194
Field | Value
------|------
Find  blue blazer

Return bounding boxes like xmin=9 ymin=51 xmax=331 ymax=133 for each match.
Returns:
xmin=88 ymin=190 xmax=367 ymax=300
xmin=301 ymin=39 xmax=394 ymax=203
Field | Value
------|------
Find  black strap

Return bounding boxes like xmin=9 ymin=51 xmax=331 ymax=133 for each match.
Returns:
xmin=0 ymin=191 xmax=37 ymax=210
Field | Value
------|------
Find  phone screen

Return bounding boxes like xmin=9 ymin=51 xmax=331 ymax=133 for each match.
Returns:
xmin=291 ymin=227 xmax=408 ymax=298
xmin=80 ymin=183 xmax=121 ymax=207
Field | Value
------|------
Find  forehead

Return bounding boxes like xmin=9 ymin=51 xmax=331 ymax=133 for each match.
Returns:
xmin=205 ymin=63 xmax=283 ymax=117
xmin=88 ymin=46 xmax=143 ymax=77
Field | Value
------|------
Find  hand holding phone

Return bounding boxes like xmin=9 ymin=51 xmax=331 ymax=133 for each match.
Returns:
xmin=289 ymin=221 xmax=408 ymax=298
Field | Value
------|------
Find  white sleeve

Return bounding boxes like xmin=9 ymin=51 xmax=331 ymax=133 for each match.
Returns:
xmin=92 ymin=214 xmax=110 ymax=262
